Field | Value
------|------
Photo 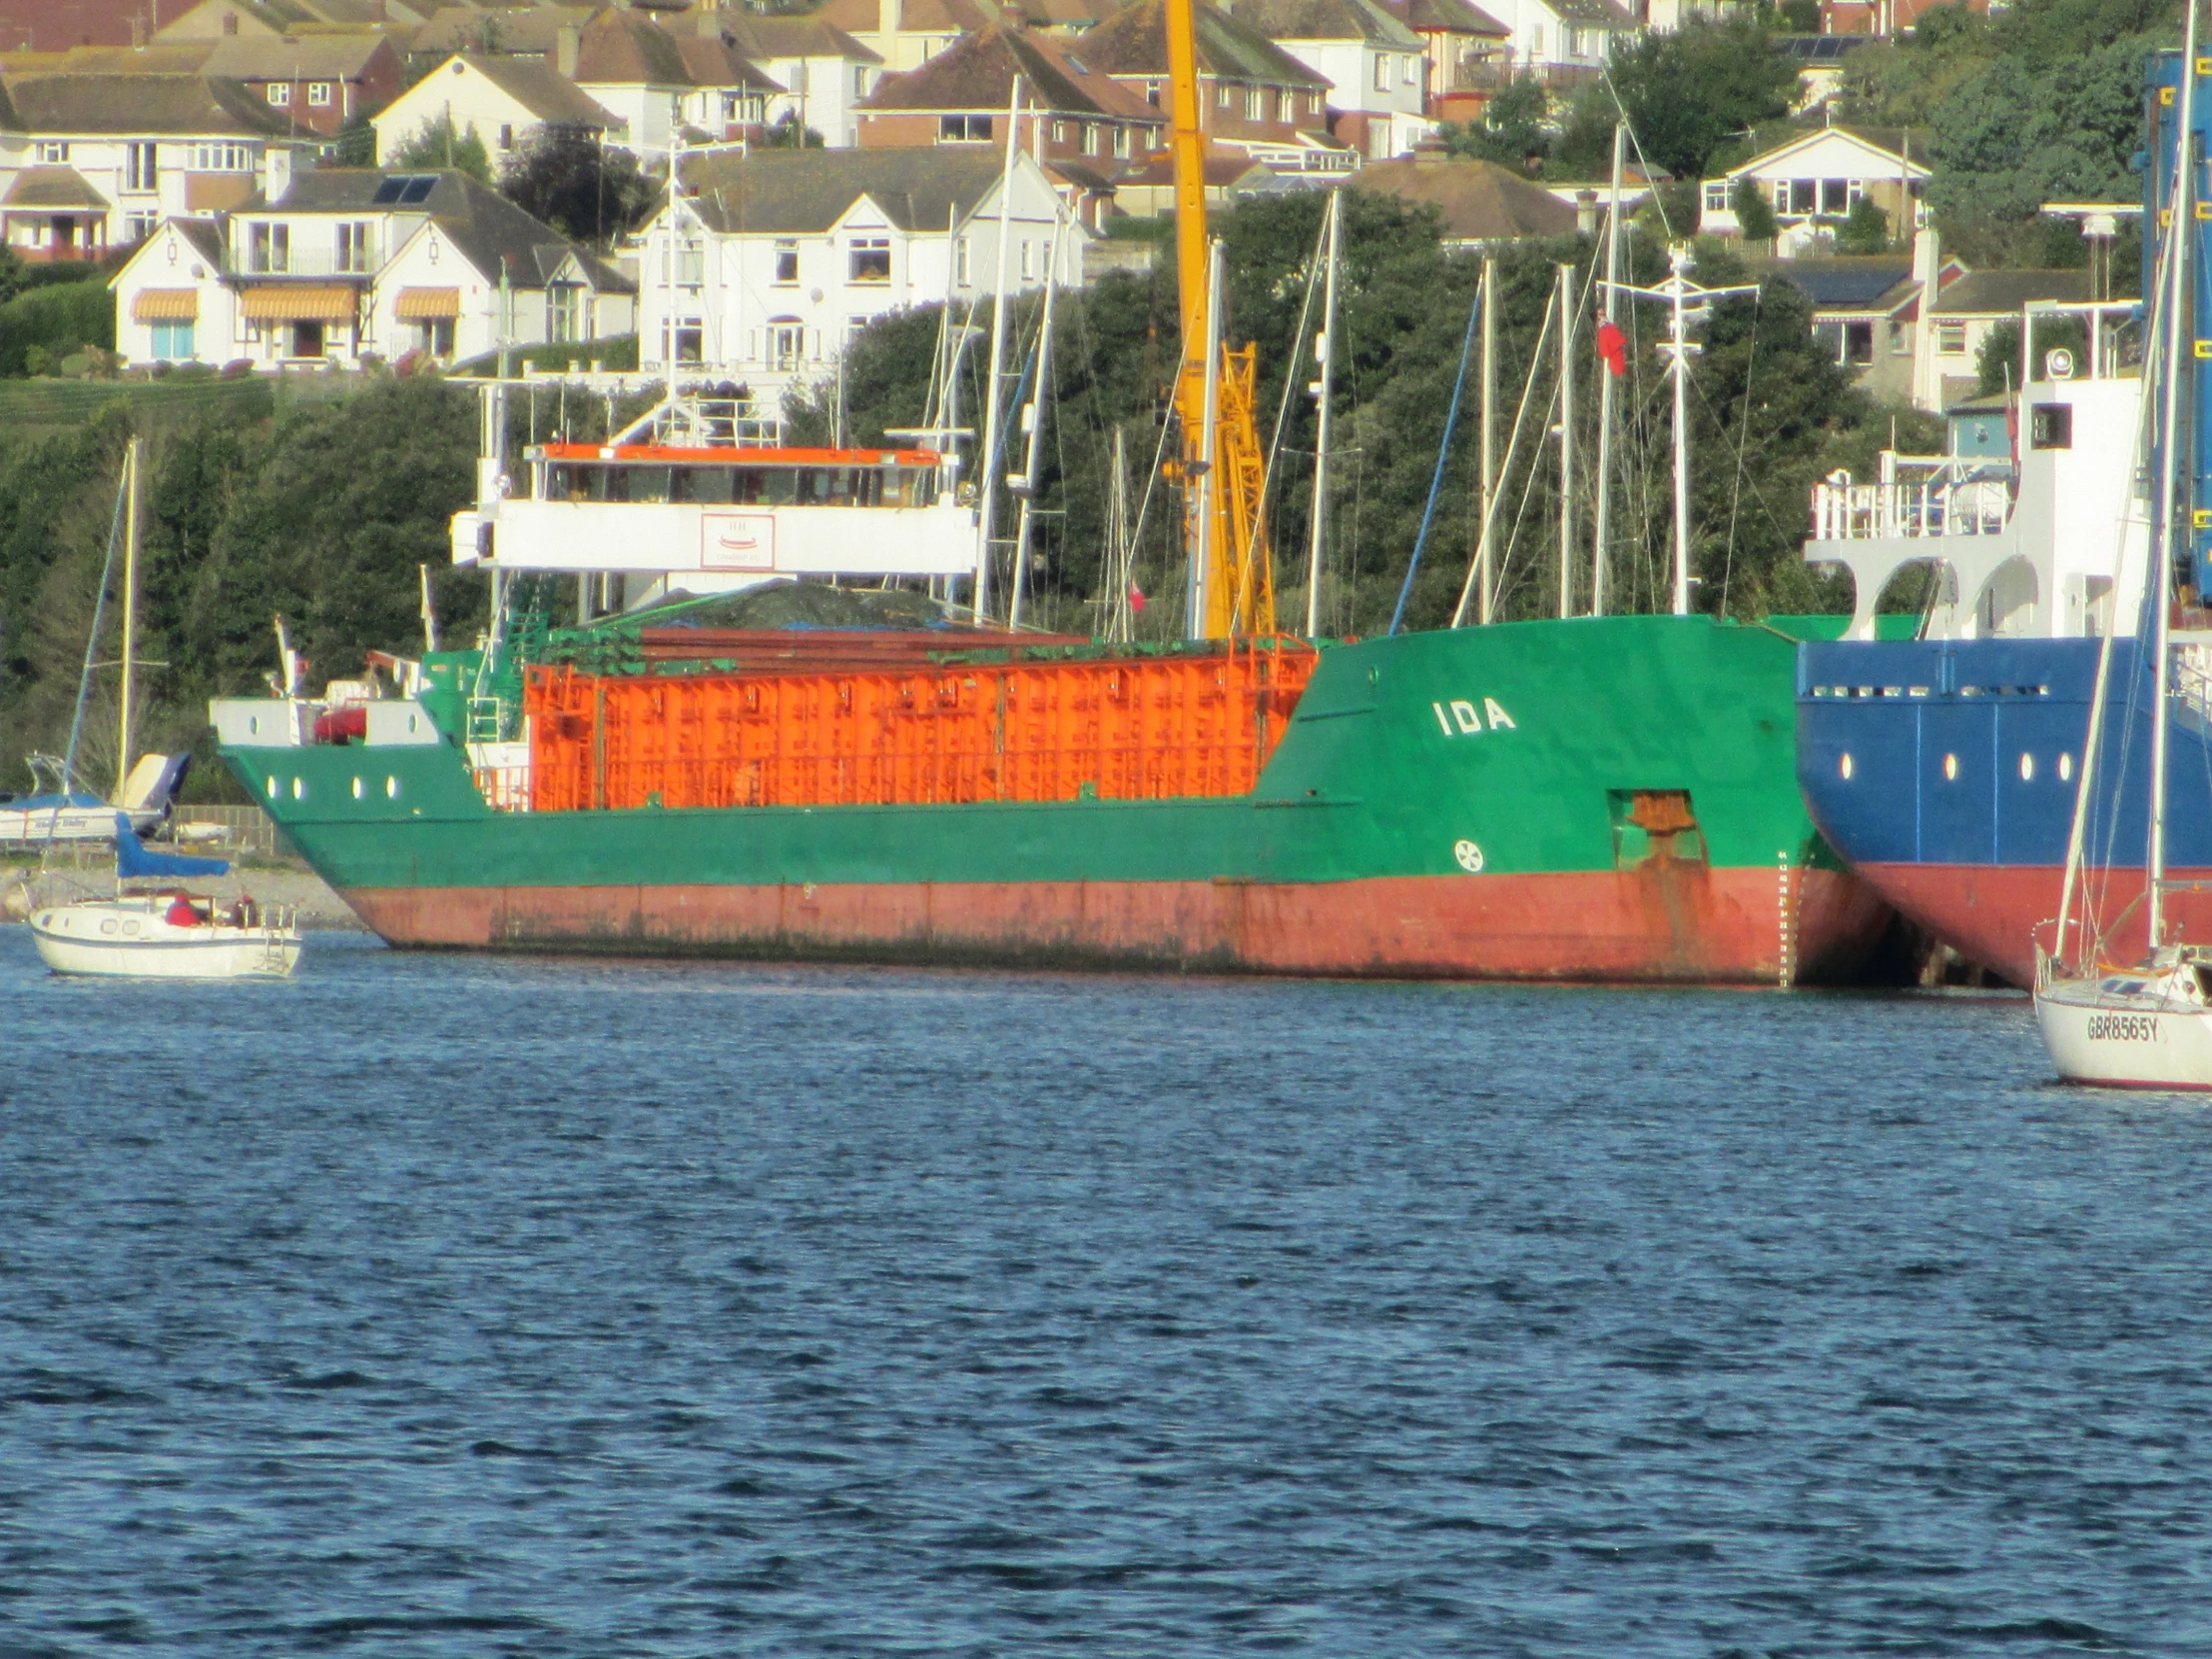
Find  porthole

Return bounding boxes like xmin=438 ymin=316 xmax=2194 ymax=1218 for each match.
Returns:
xmin=291 ymin=777 xmax=304 ymax=800
xmin=100 ymin=919 xmax=118 ymax=935
xmin=406 ymin=713 xmax=420 ymax=734
xmin=265 ymin=775 xmax=277 ymax=800
xmin=385 ymin=777 xmax=400 ymax=799
xmin=1942 ymin=753 xmax=1958 ymax=782
xmin=2019 ymin=753 xmax=2035 ymax=782
xmin=1840 ymin=752 xmax=1854 ymax=781
xmin=2059 ymin=752 xmax=2074 ymax=782
xmin=248 ymin=714 xmax=261 ymax=735
xmin=351 ymin=777 xmax=363 ymax=800
xmin=123 ymin=920 xmax=140 ymax=936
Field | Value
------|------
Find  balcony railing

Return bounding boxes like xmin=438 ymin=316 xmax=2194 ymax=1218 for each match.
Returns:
xmin=1810 ymin=476 xmax=2011 ymax=541
xmin=222 ymin=251 xmax=376 ymax=277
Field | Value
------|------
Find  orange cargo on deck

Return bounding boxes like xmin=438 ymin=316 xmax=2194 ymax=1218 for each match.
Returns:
xmin=524 ymin=642 xmax=1319 ymax=813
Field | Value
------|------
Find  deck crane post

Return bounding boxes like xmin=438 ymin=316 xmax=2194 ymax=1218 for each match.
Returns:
xmin=1163 ymin=0 xmax=1275 ymax=639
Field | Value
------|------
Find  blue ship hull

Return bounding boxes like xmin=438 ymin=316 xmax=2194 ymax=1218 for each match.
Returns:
xmin=1796 ymin=637 xmax=2212 ymax=984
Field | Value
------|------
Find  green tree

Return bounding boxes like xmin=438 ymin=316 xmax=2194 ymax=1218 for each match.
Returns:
xmin=385 ymin=112 xmax=491 ymax=182
xmin=332 ymin=111 xmax=376 ymax=168
xmin=1730 ymin=175 xmax=1779 ymax=243
xmin=497 ymin=126 xmax=658 ymax=249
xmin=1605 ymin=18 xmax=1803 ymax=180
xmin=758 ymin=111 xmax=826 ymax=149
xmin=1834 ymin=195 xmax=1890 ymax=253
xmin=1439 ymin=77 xmax=1551 ymax=171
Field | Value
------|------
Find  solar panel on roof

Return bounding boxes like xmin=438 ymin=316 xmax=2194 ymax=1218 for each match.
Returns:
xmin=399 ymin=175 xmax=436 ymax=204
xmin=370 ymin=176 xmax=405 ymax=204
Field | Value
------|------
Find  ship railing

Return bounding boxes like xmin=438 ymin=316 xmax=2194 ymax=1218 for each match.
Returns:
xmin=624 ymin=396 xmax=782 ymax=450
xmin=472 ymin=764 xmax=533 ymax=813
xmin=2175 ymin=644 xmax=2212 ymax=725
xmin=1809 ymin=478 xmax=2010 ymax=541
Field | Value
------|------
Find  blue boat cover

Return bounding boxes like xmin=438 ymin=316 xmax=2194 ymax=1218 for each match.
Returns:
xmin=114 ymin=815 xmax=229 ymax=878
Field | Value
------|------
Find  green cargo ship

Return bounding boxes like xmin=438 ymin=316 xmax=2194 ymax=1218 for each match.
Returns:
xmin=218 ymin=611 xmax=1890 ymax=984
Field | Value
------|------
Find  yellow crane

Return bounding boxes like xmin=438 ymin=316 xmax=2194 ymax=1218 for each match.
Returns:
xmin=1163 ymin=0 xmax=1276 ymax=638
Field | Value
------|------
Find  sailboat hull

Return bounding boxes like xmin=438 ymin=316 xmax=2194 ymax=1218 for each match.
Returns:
xmin=2034 ymin=978 xmax=2212 ymax=1088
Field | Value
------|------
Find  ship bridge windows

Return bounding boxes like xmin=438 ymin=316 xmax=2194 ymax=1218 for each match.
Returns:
xmin=545 ymin=461 xmax=937 ymax=508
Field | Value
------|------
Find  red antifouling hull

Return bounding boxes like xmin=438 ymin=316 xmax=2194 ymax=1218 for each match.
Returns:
xmin=341 ymin=863 xmax=1895 ymax=986
xmin=1855 ymin=862 xmax=2212 ymax=987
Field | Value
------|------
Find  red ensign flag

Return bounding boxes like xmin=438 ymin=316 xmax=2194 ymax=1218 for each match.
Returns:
xmin=1596 ymin=319 xmax=1627 ymax=377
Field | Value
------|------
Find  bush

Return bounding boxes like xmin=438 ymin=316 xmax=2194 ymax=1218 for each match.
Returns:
xmin=0 ymin=279 xmax=114 ymax=378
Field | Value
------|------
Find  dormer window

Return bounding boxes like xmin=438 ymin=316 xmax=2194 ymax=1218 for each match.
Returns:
xmin=268 ymin=82 xmax=291 ymax=106
xmin=35 ymin=141 xmax=68 ymax=164
xmin=940 ymin=115 xmax=991 ymax=142
xmin=307 ymin=82 xmax=332 ymax=106
xmin=848 ymin=236 xmax=890 ymax=282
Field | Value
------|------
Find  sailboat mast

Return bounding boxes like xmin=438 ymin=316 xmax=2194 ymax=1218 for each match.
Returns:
xmin=2148 ymin=19 xmax=2200 ymax=948
xmin=1590 ymin=123 xmax=1623 ymax=618
xmin=1477 ymin=253 xmax=1497 ymax=625
xmin=115 ymin=436 xmax=141 ymax=797
xmin=971 ymin=76 xmax=1023 ymax=624
xmin=1668 ymin=247 xmax=1693 ymax=616
xmin=1556 ymin=261 xmax=1575 ymax=618
xmin=1306 ymin=188 xmax=1343 ymax=639
xmin=1008 ymin=219 xmax=1061 ymax=633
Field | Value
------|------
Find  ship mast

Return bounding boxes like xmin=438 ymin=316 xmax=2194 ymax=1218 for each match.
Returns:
xmin=1165 ymin=0 xmax=1272 ymax=638
xmin=1305 ymin=187 xmax=1343 ymax=639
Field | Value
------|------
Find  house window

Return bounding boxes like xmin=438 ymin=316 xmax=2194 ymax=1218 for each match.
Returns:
xmin=666 ymin=317 xmax=705 ymax=364
xmin=335 ymin=221 xmax=372 ymax=273
xmin=1113 ymin=126 xmax=1130 ymax=158
xmin=1306 ymin=91 xmax=1321 ymax=115
xmin=126 ymin=143 xmax=158 ymax=192
xmin=1375 ymin=54 xmax=1389 ymax=90
xmin=1218 ymin=82 xmax=1232 ymax=108
xmin=1783 ymin=179 xmax=1817 ymax=216
xmin=1888 ymin=319 xmax=1912 ymax=355
xmin=1936 ymin=321 xmax=1966 ymax=355
xmin=125 ymin=213 xmax=157 ymax=243
xmin=308 ymin=81 xmax=332 ymax=106
xmin=774 ymin=239 xmax=800 ymax=283
xmin=288 ymin=319 xmax=324 ymax=358
xmin=1052 ymin=119 xmax=1068 ymax=143
xmin=1020 ymin=239 xmax=1034 ymax=279
xmin=1529 ymin=25 xmax=1543 ymax=56
xmin=939 ymin=115 xmax=992 ymax=142
xmin=848 ymin=236 xmax=890 ymax=282
xmin=548 ymin=283 xmax=585 ymax=342
xmin=1145 ymin=79 xmax=1162 ymax=106
xmin=35 ymin=141 xmax=68 ymax=164
xmin=1245 ymin=86 xmax=1263 ymax=119
xmin=671 ymin=240 xmax=704 ymax=286
xmin=268 ymin=82 xmax=291 ymax=106
xmin=1820 ymin=178 xmax=1850 ymax=214
xmin=768 ymin=318 xmax=806 ymax=369
xmin=955 ymin=235 xmax=970 ymax=285
xmin=846 ymin=313 xmax=869 ymax=340
xmin=249 ymin=223 xmax=289 ymax=274
xmin=419 ymin=317 xmax=454 ymax=357
xmin=151 ymin=319 xmax=196 ymax=360
xmin=2030 ymin=403 xmax=2072 ymax=449
xmin=498 ymin=123 xmax=514 ymax=150
xmin=1275 ymin=87 xmax=1291 ymax=121
xmin=1562 ymin=27 xmax=1584 ymax=58
xmin=1083 ymin=123 xmax=1100 ymax=154
xmin=191 ymin=142 xmax=253 ymax=171
xmin=1403 ymin=53 xmax=1419 ymax=82
xmin=1704 ymin=180 xmax=1730 ymax=213
xmin=853 ymin=65 xmax=868 ymax=98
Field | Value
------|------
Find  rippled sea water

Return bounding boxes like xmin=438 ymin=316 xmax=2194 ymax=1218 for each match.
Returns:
xmin=3 ymin=926 xmax=2209 ymax=1657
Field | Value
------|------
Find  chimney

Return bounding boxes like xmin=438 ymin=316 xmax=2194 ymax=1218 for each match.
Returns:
xmin=555 ymin=22 xmax=580 ymax=76
xmin=877 ymin=0 xmax=894 ymax=35
xmin=266 ymin=145 xmax=293 ymax=202
xmin=1912 ymin=222 xmax=1938 ymax=291
xmin=1575 ymin=188 xmax=1596 ymax=238
xmin=223 ymin=8 xmax=238 ymax=33
xmin=698 ymin=2 xmax=721 ymax=35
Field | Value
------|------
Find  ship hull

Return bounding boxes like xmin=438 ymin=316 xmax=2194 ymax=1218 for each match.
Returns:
xmin=1798 ymin=637 xmax=2212 ymax=986
xmin=338 ymin=863 xmax=1888 ymax=984
xmin=229 ymin=618 xmax=1897 ymax=986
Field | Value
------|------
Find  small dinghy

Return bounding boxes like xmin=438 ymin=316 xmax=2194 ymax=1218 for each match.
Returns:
xmin=28 ymin=819 xmax=300 ymax=980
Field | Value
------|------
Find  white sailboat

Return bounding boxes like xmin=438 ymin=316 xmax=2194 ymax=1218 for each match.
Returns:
xmin=28 ymin=817 xmax=300 ymax=980
xmin=2033 ymin=26 xmax=2212 ymax=1088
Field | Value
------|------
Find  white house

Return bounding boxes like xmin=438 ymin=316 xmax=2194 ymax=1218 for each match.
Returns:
xmin=1466 ymin=0 xmax=1635 ymax=79
xmin=110 ymin=156 xmax=635 ymax=370
xmin=715 ymin=12 xmax=885 ymax=148
xmin=1236 ymin=0 xmax=1430 ymax=159
xmin=1699 ymin=126 xmax=1928 ymax=255
xmin=0 ymin=69 xmax=295 ymax=260
xmin=635 ymin=146 xmax=1082 ymax=397
xmin=1916 ymin=267 xmax=2092 ymax=413
xmin=370 ymin=53 xmax=622 ymax=169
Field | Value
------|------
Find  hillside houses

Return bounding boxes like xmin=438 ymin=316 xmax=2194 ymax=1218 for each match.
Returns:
xmin=109 ymin=157 xmax=634 ymax=367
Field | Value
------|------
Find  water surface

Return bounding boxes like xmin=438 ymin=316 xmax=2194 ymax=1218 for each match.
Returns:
xmin=2 ymin=930 xmax=2206 ymax=1655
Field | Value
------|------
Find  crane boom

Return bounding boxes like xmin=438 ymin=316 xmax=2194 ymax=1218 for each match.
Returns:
xmin=1163 ymin=0 xmax=1275 ymax=638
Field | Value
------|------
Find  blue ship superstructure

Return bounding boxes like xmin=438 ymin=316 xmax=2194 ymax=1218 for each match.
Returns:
xmin=1795 ymin=50 xmax=2212 ymax=983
